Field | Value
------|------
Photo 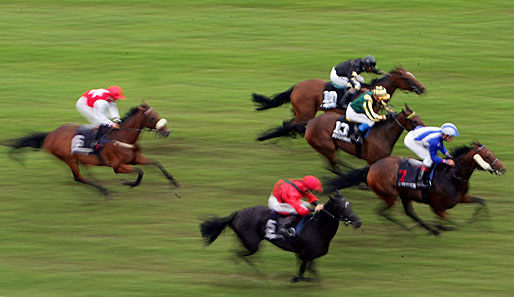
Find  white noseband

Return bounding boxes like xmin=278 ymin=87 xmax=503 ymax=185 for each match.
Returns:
xmin=156 ymin=118 xmax=167 ymax=130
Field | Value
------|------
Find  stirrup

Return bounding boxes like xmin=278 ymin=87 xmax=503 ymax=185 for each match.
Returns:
xmin=279 ymin=227 xmax=296 ymax=237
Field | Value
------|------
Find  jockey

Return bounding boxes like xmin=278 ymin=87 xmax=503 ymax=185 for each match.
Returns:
xmin=75 ymin=86 xmax=126 ymax=145
xmin=266 ymin=175 xmax=324 ymax=238
xmin=345 ymin=85 xmax=392 ymax=143
xmin=330 ymin=55 xmax=383 ymax=107
xmin=403 ymin=123 xmax=459 ymax=188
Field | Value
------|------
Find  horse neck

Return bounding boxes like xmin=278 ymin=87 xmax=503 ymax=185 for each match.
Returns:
xmin=454 ymin=150 xmax=478 ymax=180
xmin=312 ymin=208 xmax=340 ymax=239
xmin=116 ymin=113 xmax=144 ymax=144
xmin=371 ymin=76 xmax=398 ymax=96
xmin=369 ymin=118 xmax=404 ymax=152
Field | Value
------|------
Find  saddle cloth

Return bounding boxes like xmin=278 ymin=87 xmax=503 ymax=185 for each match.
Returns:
xmin=397 ymin=158 xmax=424 ymax=189
xmin=321 ymin=83 xmax=345 ymax=109
xmin=71 ymin=125 xmax=97 ymax=154
xmin=331 ymin=115 xmax=359 ymax=144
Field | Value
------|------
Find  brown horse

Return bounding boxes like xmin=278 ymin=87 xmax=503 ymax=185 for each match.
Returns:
xmin=324 ymin=142 xmax=507 ymax=235
xmin=7 ymin=103 xmax=179 ymax=197
xmin=253 ymin=67 xmax=425 ymax=141
xmin=305 ymin=104 xmax=424 ymax=171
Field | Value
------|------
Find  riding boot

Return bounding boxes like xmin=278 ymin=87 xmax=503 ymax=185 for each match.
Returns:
xmin=337 ymin=89 xmax=354 ymax=109
xmin=94 ymin=124 xmax=111 ymax=151
xmin=278 ymin=215 xmax=298 ymax=237
xmin=416 ymin=165 xmax=431 ymax=189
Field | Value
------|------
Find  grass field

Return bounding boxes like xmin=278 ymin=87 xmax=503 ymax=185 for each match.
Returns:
xmin=0 ymin=1 xmax=513 ymax=296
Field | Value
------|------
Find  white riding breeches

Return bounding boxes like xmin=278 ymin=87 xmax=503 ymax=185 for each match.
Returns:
xmin=268 ymin=194 xmax=311 ymax=215
xmin=330 ymin=67 xmax=350 ymax=89
xmin=404 ymin=131 xmax=433 ymax=167
xmin=76 ymin=97 xmax=120 ymax=127
xmin=346 ymin=105 xmax=376 ymax=127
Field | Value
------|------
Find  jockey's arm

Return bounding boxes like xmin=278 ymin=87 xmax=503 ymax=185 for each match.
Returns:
xmin=283 ymin=192 xmax=311 ymax=216
xmin=427 ymin=139 xmax=445 ymax=164
xmin=363 ymin=95 xmax=386 ymax=121
xmin=93 ymin=100 xmax=117 ymax=127
xmin=107 ymin=102 xmax=121 ymax=122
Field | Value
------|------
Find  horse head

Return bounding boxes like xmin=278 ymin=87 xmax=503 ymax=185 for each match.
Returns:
xmin=471 ymin=142 xmax=506 ymax=176
xmin=139 ymin=104 xmax=171 ymax=137
xmin=390 ymin=67 xmax=426 ymax=95
xmin=325 ymin=190 xmax=361 ymax=228
xmin=397 ymin=103 xmax=425 ymax=131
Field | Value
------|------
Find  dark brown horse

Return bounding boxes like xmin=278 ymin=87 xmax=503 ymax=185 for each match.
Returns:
xmin=200 ymin=190 xmax=361 ymax=282
xmin=305 ymin=104 xmax=424 ymax=170
xmin=324 ymin=142 xmax=506 ymax=235
xmin=7 ymin=103 xmax=179 ymax=197
xmin=253 ymin=67 xmax=425 ymax=141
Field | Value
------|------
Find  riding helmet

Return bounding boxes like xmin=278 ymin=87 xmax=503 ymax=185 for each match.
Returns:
xmin=362 ymin=55 xmax=377 ymax=68
xmin=372 ymin=86 xmax=391 ymax=101
xmin=302 ymin=175 xmax=323 ymax=192
xmin=440 ymin=123 xmax=459 ymax=136
xmin=107 ymin=86 xmax=126 ymax=100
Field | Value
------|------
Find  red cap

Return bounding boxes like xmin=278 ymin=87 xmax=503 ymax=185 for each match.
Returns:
xmin=302 ymin=175 xmax=323 ymax=192
xmin=107 ymin=86 xmax=126 ymax=100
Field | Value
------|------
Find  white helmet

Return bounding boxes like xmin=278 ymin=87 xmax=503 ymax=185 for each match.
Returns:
xmin=441 ymin=123 xmax=459 ymax=136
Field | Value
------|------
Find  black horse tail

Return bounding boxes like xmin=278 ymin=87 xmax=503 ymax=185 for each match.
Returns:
xmin=323 ymin=166 xmax=370 ymax=193
xmin=251 ymin=86 xmax=293 ymax=111
xmin=200 ymin=211 xmax=237 ymax=246
xmin=4 ymin=132 xmax=49 ymax=162
xmin=257 ymin=121 xmax=306 ymax=141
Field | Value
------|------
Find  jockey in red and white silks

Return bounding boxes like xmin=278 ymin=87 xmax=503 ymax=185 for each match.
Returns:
xmin=268 ymin=175 xmax=324 ymax=216
xmin=75 ymin=86 xmax=126 ymax=127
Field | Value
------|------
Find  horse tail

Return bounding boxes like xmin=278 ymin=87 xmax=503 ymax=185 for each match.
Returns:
xmin=257 ymin=121 xmax=306 ymax=141
xmin=251 ymin=86 xmax=293 ymax=111
xmin=200 ymin=211 xmax=237 ymax=246
xmin=323 ymin=166 xmax=370 ymax=193
xmin=4 ymin=131 xmax=49 ymax=162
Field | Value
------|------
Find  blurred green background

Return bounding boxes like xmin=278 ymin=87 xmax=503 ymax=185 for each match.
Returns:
xmin=0 ymin=1 xmax=513 ymax=296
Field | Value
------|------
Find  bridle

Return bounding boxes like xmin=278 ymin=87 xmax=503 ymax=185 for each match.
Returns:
xmin=474 ymin=144 xmax=500 ymax=171
xmin=118 ymin=107 xmax=167 ymax=134
xmin=391 ymin=110 xmax=418 ymax=131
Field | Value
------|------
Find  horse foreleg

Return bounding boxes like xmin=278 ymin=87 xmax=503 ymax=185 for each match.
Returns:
xmin=401 ymin=198 xmax=439 ymax=236
xmin=115 ymin=164 xmax=144 ymax=188
xmin=376 ymin=200 xmax=409 ymax=231
xmin=133 ymin=154 xmax=180 ymax=188
xmin=460 ymin=195 xmax=488 ymax=225
xmin=291 ymin=260 xmax=315 ymax=283
xmin=64 ymin=157 xmax=110 ymax=197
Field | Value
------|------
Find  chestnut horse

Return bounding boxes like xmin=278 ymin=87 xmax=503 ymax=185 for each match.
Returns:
xmin=305 ymin=104 xmax=424 ymax=171
xmin=324 ymin=142 xmax=506 ymax=236
xmin=7 ymin=103 xmax=179 ymax=197
xmin=253 ymin=67 xmax=425 ymax=141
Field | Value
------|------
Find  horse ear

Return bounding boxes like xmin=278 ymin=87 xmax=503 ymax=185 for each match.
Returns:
xmin=405 ymin=103 xmax=411 ymax=111
xmin=141 ymin=99 xmax=147 ymax=106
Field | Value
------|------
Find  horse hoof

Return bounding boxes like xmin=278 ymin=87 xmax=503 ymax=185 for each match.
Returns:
xmin=430 ymin=229 xmax=441 ymax=236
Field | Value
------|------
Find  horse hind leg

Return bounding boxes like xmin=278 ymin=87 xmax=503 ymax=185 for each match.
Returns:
xmin=400 ymin=198 xmax=440 ymax=236
xmin=291 ymin=260 xmax=315 ymax=283
xmin=63 ymin=157 xmax=110 ymax=197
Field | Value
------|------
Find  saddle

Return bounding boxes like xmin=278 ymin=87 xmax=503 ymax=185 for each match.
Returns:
xmin=71 ymin=125 xmax=108 ymax=155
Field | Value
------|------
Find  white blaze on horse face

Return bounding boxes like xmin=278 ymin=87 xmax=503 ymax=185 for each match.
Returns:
xmin=473 ymin=154 xmax=493 ymax=171
xmin=345 ymin=201 xmax=350 ymax=208
xmin=156 ymin=118 xmax=167 ymax=130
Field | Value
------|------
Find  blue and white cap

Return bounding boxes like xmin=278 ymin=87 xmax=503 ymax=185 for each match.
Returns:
xmin=441 ymin=123 xmax=459 ymax=136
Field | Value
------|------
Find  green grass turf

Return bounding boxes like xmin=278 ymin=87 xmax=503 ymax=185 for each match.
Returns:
xmin=0 ymin=1 xmax=513 ymax=296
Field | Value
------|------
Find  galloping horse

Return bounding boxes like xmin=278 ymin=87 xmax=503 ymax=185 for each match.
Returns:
xmin=7 ymin=103 xmax=179 ymax=197
xmin=305 ymin=104 xmax=424 ymax=170
xmin=200 ymin=191 xmax=361 ymax=282
xmin=253 ymin=67 xmax=425 ymax=141
xmin=324 ymin=142 xmax=506 ymax=235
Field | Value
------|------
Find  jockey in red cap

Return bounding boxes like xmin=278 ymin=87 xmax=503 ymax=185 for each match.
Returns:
xmin=265 ymin=175 xmax=324 ymax=239
xmin=75 ymin=86 xmax=126 ymax=152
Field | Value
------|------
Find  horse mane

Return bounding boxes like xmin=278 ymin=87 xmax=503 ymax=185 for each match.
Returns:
xmin=368 ymin=67 xmax=405 ymax=85
xmin=120 ymin=104 xmax=150 ymax=123
xmin=451 ymin=141 xmax=483 ymax=159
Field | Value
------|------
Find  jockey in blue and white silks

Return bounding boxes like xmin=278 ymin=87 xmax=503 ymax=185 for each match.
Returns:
xmin=403 ymin=123 xmax=459 ymax=188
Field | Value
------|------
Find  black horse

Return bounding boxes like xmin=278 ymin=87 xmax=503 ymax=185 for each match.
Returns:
xmin=200 ymin=191 xmax=361 ymax=282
